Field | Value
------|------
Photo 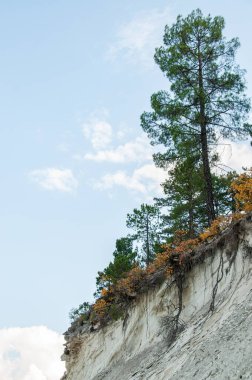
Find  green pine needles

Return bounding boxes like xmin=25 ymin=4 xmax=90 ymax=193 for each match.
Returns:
xmin=141 ymin=9 xmax=251 ymax=225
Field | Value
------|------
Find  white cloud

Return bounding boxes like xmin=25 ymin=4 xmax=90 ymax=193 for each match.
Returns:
xmin=106 ymin=7 xmax=172 ymax=66
xmin=0 ymin=326 xmax=65 ymax=380
xmin=29 ymin=168 xmax=78 ymax=193
xmin=84 ymin=135 xmax=152 ymax=163
xmin=96 ymin=170 xmax=146 ymax=193
xmin=217 ymin=140 xmax=251 ymax=172
xmin=95 ymin=163 xmax=167 ymax=197
xmin=82 ymin=110 xmax=112 ymax=150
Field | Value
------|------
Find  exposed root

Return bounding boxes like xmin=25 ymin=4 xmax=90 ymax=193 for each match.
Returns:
xmin=209 ymin=251 xmax=224 ymax=312
xmin=161 ymin=271 xmax=185 ymax=346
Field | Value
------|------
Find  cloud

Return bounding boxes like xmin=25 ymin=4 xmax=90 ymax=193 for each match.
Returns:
xmin=106 ymin=7 xmax=172 ymax=66
xmin=29 ymin=168 xmax=78 ymax=193
xmin=82 ymin=110 xmax=112 ymax=150
xmin=0 ymin=326 xmax=65 ymax=380
xmin=95 ymin=163 xmax=167 ymax=196
xmin=84 ymin=135 xmax=153 ymax=163
xmin=96 ymin=170 xmax=146 ymax=193
xmin=217 ymin=140 xmax=251 ymax=172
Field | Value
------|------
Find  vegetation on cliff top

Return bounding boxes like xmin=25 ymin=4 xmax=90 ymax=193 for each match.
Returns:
xmin=70 ymin=171 xmax=251 ymax=328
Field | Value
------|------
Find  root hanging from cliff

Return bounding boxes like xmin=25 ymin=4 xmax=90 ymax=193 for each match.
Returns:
xmin=209 ymin=251 xmax=224 ymax=312
xmin=209 ymin=220 xmax=245 ymax=313
xmin=175 ymin=273 xmax=184 ymax=331
xmin=161 ymin=272 xmax=185 ymax=346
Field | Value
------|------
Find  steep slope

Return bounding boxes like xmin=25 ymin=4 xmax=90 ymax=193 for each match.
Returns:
xmin=62 ymin=214 xmax=252 ymax=380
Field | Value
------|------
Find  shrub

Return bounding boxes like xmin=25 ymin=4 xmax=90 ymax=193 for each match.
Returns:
xmin=231 ymin=169 xmax=252 ymax=212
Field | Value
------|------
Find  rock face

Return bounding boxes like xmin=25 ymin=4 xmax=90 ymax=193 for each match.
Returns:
xmin=62 ymin=215 xmax=252 ymax=380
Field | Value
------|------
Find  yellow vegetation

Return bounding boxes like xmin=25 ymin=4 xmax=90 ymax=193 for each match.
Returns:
xmin=115 ymin=266 xmax=145 ymax=297
xmin=231 ymin=168 xmax=252 ymax=212
xmin=93 ymin=299 xmax=107 ymax=317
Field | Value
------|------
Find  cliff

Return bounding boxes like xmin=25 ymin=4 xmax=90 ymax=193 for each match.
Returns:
xmin=62 ymin=214 xmax=252 ymax=380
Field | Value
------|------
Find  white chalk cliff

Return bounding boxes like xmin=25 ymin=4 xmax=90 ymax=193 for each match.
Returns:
xmin=62 ymin=214 xmax=252 ymax=380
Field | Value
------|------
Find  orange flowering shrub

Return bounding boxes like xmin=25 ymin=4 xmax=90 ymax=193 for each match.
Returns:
xmin=159 ymin=237 xmax=200 ymax=268
xmin=115 ymin=266 xmax=145 ymax=297
xmin=152 ymin=252 xmax=169 ymax=268
xmin=173 ymin=238 xmax=199 ymax=254
xmin=202 ymin=212 xmax=248 ymax=241
xmin=101 ymin=288 xmax=110 ymax=297
xmin=173 ymin=230 xmax=189 ymax=245
xmin=199 ymin=210 xmax=248 ymax=243
xmin=200 ymin=217 xmax=224 ymax=241
xmin=231 ymin=169 xmax=252 ymax=212
xmin=146 ymin=249 xmax=172 ymax=275
xmin=174 ymin=238 xmax=199 ymax=266
xmin=197 ymin=170 xmax=252 ymax=243
xmin=93 ymin=298 xmax=108 ymax=318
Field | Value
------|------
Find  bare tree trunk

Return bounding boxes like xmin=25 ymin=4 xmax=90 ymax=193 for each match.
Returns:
xmin=146 ymin=213 xmax=150 ymax=265
xmin=200 ymin=125 xmax=216 ymax=224
xmin=198 ymin=46 xmax=216 ymax=225
xmin=188 ymin=193 xmax=195 ymax=238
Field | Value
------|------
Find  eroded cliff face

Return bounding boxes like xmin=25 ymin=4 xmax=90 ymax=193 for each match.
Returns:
xmin=62 ymin=215 xmax=252 ymax=380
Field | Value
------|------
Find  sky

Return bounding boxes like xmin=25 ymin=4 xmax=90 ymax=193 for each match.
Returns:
xmin=0 ymin=1 xmax=251 ymax=379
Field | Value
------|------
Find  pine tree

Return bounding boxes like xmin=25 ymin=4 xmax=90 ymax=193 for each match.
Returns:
xmin=141 ymin=9 xmax=252 ymax=225
xmin=156 ymin=163 xmax=237 ymax=241
xmin=95 ymin=237 xmax=137 ymax=297
xmin=126 ymin=204 xmax=162 ymax=265
xmin=156 ymin=157 xmax=207 ymax=240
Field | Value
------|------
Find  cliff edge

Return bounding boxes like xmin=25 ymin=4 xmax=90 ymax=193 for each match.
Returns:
xmin=62 ymin=214 xmax=252 ymax=380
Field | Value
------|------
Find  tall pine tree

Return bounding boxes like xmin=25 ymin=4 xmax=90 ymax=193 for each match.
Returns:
xmin=141 ymin=9 xmax=252 ymax=225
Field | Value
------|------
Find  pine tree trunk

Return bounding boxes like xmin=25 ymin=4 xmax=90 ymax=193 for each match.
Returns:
xmin=146 ymin=213 xmax=150 ymax=265
xmin=200 ymin=126 xmax=216 ymax=224
xmin=198 ymin=46 xmax=216 ymax=225
xmin=188 ymin=192 xmax=195 ymax=238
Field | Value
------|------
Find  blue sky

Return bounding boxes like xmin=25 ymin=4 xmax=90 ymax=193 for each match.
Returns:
xmin=0 ymin=1 xmax=251 ymax=378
